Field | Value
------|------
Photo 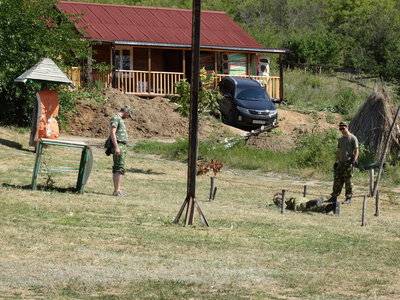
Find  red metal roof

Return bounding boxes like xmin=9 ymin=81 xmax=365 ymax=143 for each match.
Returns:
xmin=58 ymin=1 xmax=287 ymax=53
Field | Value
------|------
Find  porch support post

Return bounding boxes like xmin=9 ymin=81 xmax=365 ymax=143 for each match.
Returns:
xmin=214 ymin=52 xmax=218 ymax=87
xmin=182 ymin=50 xmax=186 ymax=77
xmin=111 ymin=44 xmax=116 ymax=88
xmin=279 ymin=54 xmax=284 ymax=101
xmin=247 ymin=53 xmax=251 ymax=76
xmin=148 ymin=48 xmax=152 ymax=95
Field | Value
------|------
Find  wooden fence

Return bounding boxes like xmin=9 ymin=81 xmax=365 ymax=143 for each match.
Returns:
xmin=114 ymin=70 xmax=184 ymax=96
xmin=67 ymin=67 xmax=81 ymax=89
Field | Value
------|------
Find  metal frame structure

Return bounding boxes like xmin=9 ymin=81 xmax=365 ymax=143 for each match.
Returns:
xmin=31 ymin=138 xmax=93 ymax=194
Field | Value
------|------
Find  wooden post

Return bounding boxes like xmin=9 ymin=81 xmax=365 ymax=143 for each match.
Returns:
xmin=148 ymin=48 xmax=152 ymax=95
xmin=373 ymin=106 xmax=400 ymax=196
xmin=212 ymin=187 xmax=217 ymax=201
xmin=279 ymin=54 xmax=284 ymax=101
xmin=209 ymin=176 xmax=215 ymax=201
xmin=182 ymin=50 xmax=186 ymax=77
xmin=281 ymin=189 xmax=286 ymax=214
xmin=111 ymin=44 xmax=116 ymax=88
xmin=214 ymin=52 xmax=218 ymax=88
xmin=174 ymin=0 xmax=209 ymax=226
xmin=303 ymin=185 xmax=307 ymax=197
xmin=334 ymin=201 xmax=341 ymax=215
xmin=369 ymin=169 xmax=374 ymax=197
xmin=361 ymin=196 xmax=367 ymax=227
xmin=247 ymin=53 xmax=251 ymax=76
xmin=375 ymin=190 xmax=380 ymax=217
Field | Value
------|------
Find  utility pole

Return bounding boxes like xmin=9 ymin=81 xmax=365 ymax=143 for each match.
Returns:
xmin=174 ymin=0 xmax=209 ymax=226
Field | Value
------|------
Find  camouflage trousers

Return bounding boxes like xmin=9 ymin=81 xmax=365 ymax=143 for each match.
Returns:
xmin=332 ymin=162 xmax=353 ymax=198
xmin=112 ymin=144 xmax=127 ymax=175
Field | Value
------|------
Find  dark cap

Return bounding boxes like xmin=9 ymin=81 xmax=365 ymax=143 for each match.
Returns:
xmin=338 ymin=122 xmax=347 ymax=127
xmin=121 ymin=105 xmax=133 ymax=119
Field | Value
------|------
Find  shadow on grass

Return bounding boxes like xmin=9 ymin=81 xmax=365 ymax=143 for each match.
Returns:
xmin=0 ymin=138 xmax=34 ymax=153
xmin=2 ymin=183 xmax=114 ymax=196
xmin=2 ymin=183 xmax=78 ymax=193
xmin=127 ymin=168 xmax=165 ymax=175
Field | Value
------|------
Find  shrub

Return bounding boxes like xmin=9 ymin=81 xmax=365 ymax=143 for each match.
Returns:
xmin=169 ymin=68 xmax=222 ymax=117
xmin=293 ymin=130 xmax=339 ymax=172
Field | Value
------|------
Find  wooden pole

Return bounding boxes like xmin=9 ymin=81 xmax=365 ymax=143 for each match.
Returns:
xmin=372 ymin=106 xmax=400 ymax=196
xmin=148 ymin=48 xmax=152 ymax=96
xmin=303 ymin=185 xmax=307 ymax=197
xmin=212 ymin=187 xmax=217 ymax=201
xmin=209 ymin=176 xmax=215 ymax=201
xmin=182 ymin=50 xmax=186 ymax=77
xmin=281 ymin=189 xmax=286 ymax=214
xmin=279 ymin=54 xmax=284 ymax=101
xmin=174 ymin=0 xmax=208 ymax=226
xmin=369 ymin=169 xmax=374 ymax=197
xmin=361 ymin=196 xmax=367 ymax=227
xmin=375 ymin=190 xmax=380 ymax=217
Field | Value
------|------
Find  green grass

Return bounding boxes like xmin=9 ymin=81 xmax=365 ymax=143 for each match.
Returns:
xmin=284 ymin=69 xmax=399 ymax=120
xmin=1 ymin=126 xmax=400 ymax=299
xmin=2 ymin=68 xmax=400 ymax=300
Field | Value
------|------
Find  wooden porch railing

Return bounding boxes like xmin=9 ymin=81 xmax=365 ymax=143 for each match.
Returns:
xmin=67 ymin=67 xmax=81 ymax=88
xmin=88 ymin=70 xmax=281 ymax=99
xmin=92 ymin=70 xmax=113 ymax=88
xmin=114 ymin=70 xmax=184 ymax=96
xmin=216 ymin=74 xmax=281 ymax=99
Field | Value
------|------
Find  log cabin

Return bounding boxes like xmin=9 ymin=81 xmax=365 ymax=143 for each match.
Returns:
xmin=57 ymin=1 xmax=289 ymax=99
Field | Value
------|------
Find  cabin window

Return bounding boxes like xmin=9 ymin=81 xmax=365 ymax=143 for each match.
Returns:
xmin=115 ymin=48 xmax=132 ymax=70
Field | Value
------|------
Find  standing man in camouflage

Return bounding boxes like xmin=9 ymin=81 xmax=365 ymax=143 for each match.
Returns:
xmin=109 ymin=105 xmax=133 ymax=196
xmin=328 ymin=122 xmax=359 ymax=204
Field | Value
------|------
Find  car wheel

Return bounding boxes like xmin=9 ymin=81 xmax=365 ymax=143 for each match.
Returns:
xmin=221 ymin=111 xmax=228 ymax=124
xmin=227 ymin=109 xmax=237 ymax=126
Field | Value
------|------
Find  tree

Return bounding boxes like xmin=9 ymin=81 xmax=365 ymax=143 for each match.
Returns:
xmin=0 ymin=0 xmax=91 ymax=126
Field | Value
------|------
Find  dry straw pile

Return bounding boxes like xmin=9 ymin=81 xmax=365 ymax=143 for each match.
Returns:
xmin=350 ymin=87 xmax=400 ymax=160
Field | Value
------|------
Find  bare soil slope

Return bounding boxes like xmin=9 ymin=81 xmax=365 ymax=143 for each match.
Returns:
xmin=66 ymin=88 xmax=341 ymax=151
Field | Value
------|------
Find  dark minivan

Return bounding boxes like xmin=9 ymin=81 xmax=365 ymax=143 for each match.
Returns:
xmin=217 ymin=76 xmax=278 ymax=128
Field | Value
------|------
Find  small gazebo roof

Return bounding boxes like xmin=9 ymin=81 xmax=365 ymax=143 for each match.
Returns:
xmin=15 ymin=58 xmax=74 ymax=87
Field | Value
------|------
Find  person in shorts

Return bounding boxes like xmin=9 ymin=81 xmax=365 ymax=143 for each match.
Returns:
xmin=109 ymin=105 xmax=133 ymax=196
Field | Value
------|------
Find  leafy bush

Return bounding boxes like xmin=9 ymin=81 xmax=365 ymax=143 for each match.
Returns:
xmin=292 ymin=130 xmax=339 ymax=172
xmin=0 ymin=0 xmax=91 ymax=126
xmin=169 ymin=68 xmax=222 ymax=117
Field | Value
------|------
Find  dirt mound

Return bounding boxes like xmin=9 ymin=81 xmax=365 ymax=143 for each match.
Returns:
xmin=246 ymin=109 xmax=342 ymax=152
xmin=67 ymin=89 xmax=193 ymax=140
xmin=246 ymin=133 xmax=296 ymax=152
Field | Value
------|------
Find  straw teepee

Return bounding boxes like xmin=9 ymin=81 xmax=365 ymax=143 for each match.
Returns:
xmin=349 ymin=87 xmax=400 ymax=160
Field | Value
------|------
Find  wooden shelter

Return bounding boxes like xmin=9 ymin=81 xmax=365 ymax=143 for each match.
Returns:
xmin=57 ymin=1 xmax=289 ymax=99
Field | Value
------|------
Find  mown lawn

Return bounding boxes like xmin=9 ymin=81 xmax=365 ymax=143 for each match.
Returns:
xmin=0 ymin=127 xmax=399 ymax=299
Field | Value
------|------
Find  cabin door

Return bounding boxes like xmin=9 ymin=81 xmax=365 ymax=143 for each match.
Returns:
xmin=114 ymin=47 xmax=133 ymax=70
